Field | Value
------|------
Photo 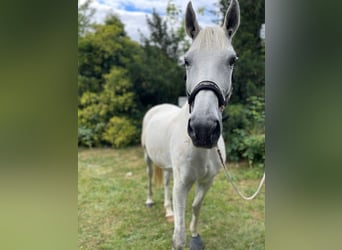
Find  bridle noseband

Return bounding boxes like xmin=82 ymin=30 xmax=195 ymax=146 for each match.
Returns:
xmin=186 ymin=80 xmax=232 ymax=113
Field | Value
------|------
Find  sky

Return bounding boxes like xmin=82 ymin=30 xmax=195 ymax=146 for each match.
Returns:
xmin=79 ymin=0 xmax=221 ymax=42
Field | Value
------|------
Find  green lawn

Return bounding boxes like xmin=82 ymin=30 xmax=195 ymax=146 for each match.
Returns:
xmin=78 ymin=147 xmax=265 ymax=250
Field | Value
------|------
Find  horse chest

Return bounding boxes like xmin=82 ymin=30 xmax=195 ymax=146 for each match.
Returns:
xmin=190 ymin=158 xmax=217 ymax=181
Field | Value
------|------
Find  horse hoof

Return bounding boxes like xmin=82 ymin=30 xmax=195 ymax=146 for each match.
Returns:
xmin=190 ymin=235 xmax=204 ymax=250
xmin=166 ymin=215 xmax=174 ymax=223
xmin=145 ymin=202 xmax=154 ymax=208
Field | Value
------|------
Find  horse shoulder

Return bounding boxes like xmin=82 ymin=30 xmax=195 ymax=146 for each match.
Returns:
xmin=142 ymin=104 xmax=179 ymax=144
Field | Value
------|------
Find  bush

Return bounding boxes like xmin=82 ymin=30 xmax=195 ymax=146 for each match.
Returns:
xmin=78 ymin=67 xmax=139 ymax=148
xmin=78 ymin=126 xmax=94 ymax=148
xmin=226 ymin=129 xmax=265 ymax=166
xmin=245 ymin=96 xmax=265 ymax=132
xmin=102 ymin=116 xmax=138 ymax=148
xmin=224 ymin=96 xmax=265 ymax=166
xmin=78 ymin=123 xmax=105 ymax=148
xmin=242 ymin=132 xmax=265 ymax=167
xmin=224 ymin=104 xmax=250 ymax=134
xmin=226 ymin=128 xmax=246 ymax=162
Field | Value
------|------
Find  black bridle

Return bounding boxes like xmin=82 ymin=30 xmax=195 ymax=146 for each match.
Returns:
xmin=186 ymin=80 xmax=233 ymax=113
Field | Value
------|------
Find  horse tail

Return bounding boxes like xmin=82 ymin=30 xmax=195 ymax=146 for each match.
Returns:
xmin=154 ymin=166 xmax=163 ymax=187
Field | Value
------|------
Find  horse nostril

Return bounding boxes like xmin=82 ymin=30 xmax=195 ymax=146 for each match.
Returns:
xmin=187 ymin=119 xmax=196 ymax=139
xmin=208 ymin=120 xmax=220 ymax=142
xmin=213 ymin=120 xmax=220 ymax=135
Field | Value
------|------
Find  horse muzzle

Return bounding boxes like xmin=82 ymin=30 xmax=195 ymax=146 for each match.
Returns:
xmin=187 ymin=117 xmax=221 ymax=148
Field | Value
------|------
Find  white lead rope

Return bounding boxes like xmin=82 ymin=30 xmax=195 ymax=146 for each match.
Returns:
xmin=217 ymin=148 xmax=265 ymax=201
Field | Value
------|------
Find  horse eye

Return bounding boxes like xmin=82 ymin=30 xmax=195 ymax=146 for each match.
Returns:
xmin=229 ymin=55 xmax=238 ymax=66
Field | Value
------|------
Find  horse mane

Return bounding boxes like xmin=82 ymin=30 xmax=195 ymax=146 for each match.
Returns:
xmin=191 ymin=27 xmax=229 ymax=50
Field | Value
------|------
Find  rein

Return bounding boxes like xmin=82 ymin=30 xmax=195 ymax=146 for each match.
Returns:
xmin=217 ymin=147 xmax=265 ymax=200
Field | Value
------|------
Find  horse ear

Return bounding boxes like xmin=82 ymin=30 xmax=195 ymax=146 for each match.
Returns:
xmin=223 ymin=0 xmax=240 ymax=39
xmin=185 ymin=2 xmax=200 ymax=39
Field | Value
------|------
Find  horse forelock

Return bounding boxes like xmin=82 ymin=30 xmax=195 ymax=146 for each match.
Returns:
xmin=191 ymin=27 xmax=230 ymax=50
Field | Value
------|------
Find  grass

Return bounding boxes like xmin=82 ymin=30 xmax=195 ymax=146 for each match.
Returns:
xmin=78 ymin=146 xmax=265 ymax=250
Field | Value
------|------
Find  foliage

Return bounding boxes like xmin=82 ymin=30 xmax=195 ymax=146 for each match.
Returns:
xmin=226 ymin=128 xmax=265 ymax=166
xmin=78 ymin=14 xmax=139 ymax=96
xmin=77 ymin=0 xmax=265 ymax=165
xmin=78 ymin=0 xmax=95 ymax=37
xmin=78 ymin=14 xmax=143 ymax=148
xmin=78 ymin=124 xmax=105 ymax=148
xmin=242 ymin=132 xmax=265 ymax=167
xmin=78 ymin=67 xmax=137 ymax=147
xmin=141 ymin=0 xmax=190 ymax=60
xmin=134 ymin=1 xmax=188 ymax=108
xmin=214 ymin=0 xmax=265 ymax=165
xmin=130 ymin=44 xmax=184 ymax=107
xmin=102 ymin=116 xmax=138 ymax=148
xmin=246 ymin=95 xmax=265 ymax=131
xmin=224 ymin=104 xmax=250 ymax=134
xmin=224 ymin=96 xmax=265 ymax=166
xmin=77 ymin=10 xmax=185 ymax=148
xmin=216 ymin=0 xmax=265 ymax=104
xmin=78 ymin=126 xmax=94 ymax=148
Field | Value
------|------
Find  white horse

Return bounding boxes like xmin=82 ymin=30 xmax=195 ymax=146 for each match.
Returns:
xmin=141 ymin=1 xmax=240 ymax=249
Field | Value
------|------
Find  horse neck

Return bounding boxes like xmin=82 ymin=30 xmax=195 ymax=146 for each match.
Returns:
xmin=179 ymin=103 xmax=190 ymax=121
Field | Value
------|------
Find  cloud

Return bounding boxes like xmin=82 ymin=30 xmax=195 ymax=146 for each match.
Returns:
xmin=79 ymin=0 xmax=220 ymax=42
xmin=116 ymin=10 xmax=151 ymax=42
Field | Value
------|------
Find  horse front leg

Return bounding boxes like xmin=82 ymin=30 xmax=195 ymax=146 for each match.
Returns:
xmin=172 ymin=179 xmax=192 ymax=250
xmin=189 ymin=179 xmax=214 ymax=250
xmin=163 ymin=170 xmax=174 ymax=221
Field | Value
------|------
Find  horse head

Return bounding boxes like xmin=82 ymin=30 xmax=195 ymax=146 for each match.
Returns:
xmin=184 ymin=0 xmax=240 ymax=148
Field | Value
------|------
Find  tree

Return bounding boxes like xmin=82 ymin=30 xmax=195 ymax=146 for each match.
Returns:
xmin=78 ymin=14 xmax=140 ymax=96
xmin=215 ymin=0 xmax=265 ymax=104
xmin=140 ymin=0 xmax=190 ymax=61
xmin=129 ymin=44 xmax=185 ymax=107
xmin=78 ymin=0 xmax=95 ymax=37
xmin=78 ymin=14 xmax=142 ymax=147
xmin=78 ymin=67 xmax=138 ymax=147
xmin=136 ymin=2 xmax=187 ymax=108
